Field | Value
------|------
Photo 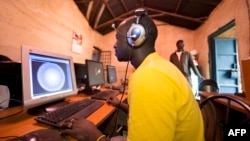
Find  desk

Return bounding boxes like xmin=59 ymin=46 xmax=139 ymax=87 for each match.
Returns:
xmin=0 ymin=92 xmax=127 ymax=138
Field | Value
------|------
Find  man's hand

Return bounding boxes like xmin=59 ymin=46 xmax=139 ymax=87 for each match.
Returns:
xmin=61 ymin=118 xmax=108 ymax=141
xmin=199 ymin=76 xmax=205 ymax=80
xmin=106 ymin=95 xmax=120 ymax=107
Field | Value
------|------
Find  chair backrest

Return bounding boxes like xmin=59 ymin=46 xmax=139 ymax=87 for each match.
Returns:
xmin=199 ymin=79 xmax=219 ymax=92
xmin=199 ymin=94 xmax=250 ymax=141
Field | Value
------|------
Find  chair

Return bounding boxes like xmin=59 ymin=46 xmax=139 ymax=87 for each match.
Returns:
xmin=199 ymin=94 xmax=250 ymax=141
xmin=199 ymin=79 xmax=219 ymax=92
xmin=195 ymin=79 xmax=219 ymax=100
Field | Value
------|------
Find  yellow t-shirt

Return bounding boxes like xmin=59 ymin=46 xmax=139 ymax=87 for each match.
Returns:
xmin=127 ymin=53 xmax=204 ymax=141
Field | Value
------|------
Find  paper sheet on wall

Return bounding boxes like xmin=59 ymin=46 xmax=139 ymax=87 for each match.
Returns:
xmin=72 ymin=31 xmax=83 ymax=54
xmin=72 ymin=40 xmax=82 ymax=53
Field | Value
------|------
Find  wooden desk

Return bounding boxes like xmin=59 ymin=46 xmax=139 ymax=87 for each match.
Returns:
xmin=0 ymin=92 xmax=127 ymax=137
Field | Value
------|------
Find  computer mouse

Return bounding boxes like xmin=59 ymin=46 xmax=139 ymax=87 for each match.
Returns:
xmin=20 ymin=128 xmax=68 ymax=141
xmin=24 ymin=134 xmax=38 ymax=141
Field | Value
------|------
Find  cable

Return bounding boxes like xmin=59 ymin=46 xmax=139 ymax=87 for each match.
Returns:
xmin=109 ymin=46 xmax=134 ymax=138
xmin=0 ymin=136 xmax=21 ymax=141
xmin=0 ymin=99 xmax=24 ymax=120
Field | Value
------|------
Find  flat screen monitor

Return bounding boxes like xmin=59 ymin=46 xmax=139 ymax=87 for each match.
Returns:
xmin=107 ymin=65 xmax=117 ymax=84
xmin=74 ymin=63 xmax=87 ymax=88
xmin=21 ymin=46 xmax=78 ymax=111
xmin=84 ymin=59 xmax=105 ymax=94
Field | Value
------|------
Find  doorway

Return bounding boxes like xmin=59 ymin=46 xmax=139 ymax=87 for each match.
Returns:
xmin=208 ymin=20 xmax=241 ymax=93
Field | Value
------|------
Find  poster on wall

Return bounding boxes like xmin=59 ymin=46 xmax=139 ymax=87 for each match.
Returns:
xmin=72 ymin=31 xmax=82 ymax=53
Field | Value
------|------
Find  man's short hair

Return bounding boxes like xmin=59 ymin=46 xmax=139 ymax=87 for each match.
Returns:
xmin=176 ymin=40 xmax=183 ymax=46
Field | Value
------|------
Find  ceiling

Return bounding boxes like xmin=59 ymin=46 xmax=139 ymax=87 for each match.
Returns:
xmin=74 ymin=0 xmax=223 ymax=35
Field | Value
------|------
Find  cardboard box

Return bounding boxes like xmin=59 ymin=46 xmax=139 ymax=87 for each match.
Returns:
xmin=241 ymin=59 xmax=250 ymax=101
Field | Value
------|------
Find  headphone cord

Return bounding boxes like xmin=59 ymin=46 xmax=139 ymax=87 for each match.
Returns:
xmin=109 ymin=46 xmax=134 ymax=138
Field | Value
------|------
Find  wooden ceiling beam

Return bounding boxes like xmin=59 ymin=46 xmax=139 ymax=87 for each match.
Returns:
xmin=86 ymin=1 xmax=93 ymax=20
xmin=120 ymin=0 xmax=128 ymax=12
xmin=89 ymin=0 xmax=103 ymax=26
xmin=93 ymin=3 xmax=105 ymax=28
xmin=74 ymin=0 xmax=92 ymax=3
xmin=138 ymin=0 xmax=145 ymax=7
xmin=175 ymin=0 xmax=183 ymax=13
xmin=94 ymin=10 xmax=134 ymax=30
xmin=103 ymin=0 xmax=116 ymax=18
xmin=146 ymin=7 xmax=205 ymax=23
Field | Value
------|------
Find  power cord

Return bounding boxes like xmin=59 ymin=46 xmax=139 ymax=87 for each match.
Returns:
xmin=0 ymin=99 xmax=24 ymax=140
xmin=0 ymin=99 xmax=24 ymax=120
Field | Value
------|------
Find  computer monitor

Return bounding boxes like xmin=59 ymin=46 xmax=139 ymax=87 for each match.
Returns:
xmin=21 ymin=46 xmax=78 ymax=111
xmin=83 ymin=59 xmax=105 ymax=94
xmin=106 ymin=65 xmax=125 ymax=91
xmin=107 ymin=65 xmax=117 ymax=84
xmin=74 ymin=63 xmax=87 ymax=88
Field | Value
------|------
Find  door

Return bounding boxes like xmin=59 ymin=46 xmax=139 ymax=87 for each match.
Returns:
xmin=214 ymin=38 xmax=240 ymax=93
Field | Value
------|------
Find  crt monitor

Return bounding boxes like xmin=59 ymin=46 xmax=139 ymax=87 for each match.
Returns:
xmin=84 ymin=59 xmax=105 ymax=94
xmin=21 ymin=46 xmax=78 ymax=110
xmin=107 ymin=65 xmax=117 ymax=84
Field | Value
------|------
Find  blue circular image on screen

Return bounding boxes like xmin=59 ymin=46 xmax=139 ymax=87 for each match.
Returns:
xmin=37 ymin=62 xmax=65 ymax=92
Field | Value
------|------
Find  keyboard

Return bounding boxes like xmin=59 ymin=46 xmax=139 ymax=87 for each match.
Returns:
xmin=111 ymin=85 xmax=124 ymax=90
xmin=35 ymin=99 xmax=104 ymax=128
xmin=112 ymin=85 xmax=127 ymax=93
xmin=91 ymin=90 xmax=120 ymax=100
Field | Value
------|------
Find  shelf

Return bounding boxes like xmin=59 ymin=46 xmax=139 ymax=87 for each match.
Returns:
xmin=217 ymin=69 xmax=238 ymax=71
xmin=217 ymin=53 xmax=237 ymax=55
xmin=219 ymin=84 xmax=238 ymax=87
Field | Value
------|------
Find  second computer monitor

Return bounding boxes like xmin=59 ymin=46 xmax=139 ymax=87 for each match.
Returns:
xmin=107 ymin=65 xmax=117 ymax=84
xmin=84 ymin=59 xmax=105 ymax=93
xmin=74 ymin=63 xmax=87 ymax=88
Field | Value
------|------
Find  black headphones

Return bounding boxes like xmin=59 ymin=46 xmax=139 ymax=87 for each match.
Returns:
xmin=126 ymin=8 xmax=147 ymax=47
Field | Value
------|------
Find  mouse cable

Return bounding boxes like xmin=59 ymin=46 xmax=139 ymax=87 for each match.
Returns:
xmin=109 ymin=46 xmax=134 ymax=138
xmin=0 ymin=135 xmax=22 ymax=140
xmin=0 ymin=99 xmax=24 ymax=120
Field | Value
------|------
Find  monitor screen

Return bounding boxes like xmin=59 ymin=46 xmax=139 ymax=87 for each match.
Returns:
xmin=21 ymin=46 xmax=77 ymax=109
xmin=84 ymin=59 xmax=105 ymax=93
xmin=107 ymin=65 xmax=117 ymax=84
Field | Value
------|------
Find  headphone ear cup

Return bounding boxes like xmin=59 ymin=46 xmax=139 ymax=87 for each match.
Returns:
xmin=127 ymin=23 xmax=146 ymax=47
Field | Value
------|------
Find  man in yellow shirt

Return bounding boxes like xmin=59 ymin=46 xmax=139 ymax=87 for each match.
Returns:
xmin=61 ymin=8 xmax=204 ymax=141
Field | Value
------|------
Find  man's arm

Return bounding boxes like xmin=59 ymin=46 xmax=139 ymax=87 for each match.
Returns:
xmin=107 ymin=95 xmax=129 ymax=114
xmin=188 ymin=52 xmax=204 ymax=79
xmin=119 ymin=102 xmax=129 ymax=114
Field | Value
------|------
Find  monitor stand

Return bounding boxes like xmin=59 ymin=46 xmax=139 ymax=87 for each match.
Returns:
xmin=27 ymin=99 xmax=69 ymax=116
